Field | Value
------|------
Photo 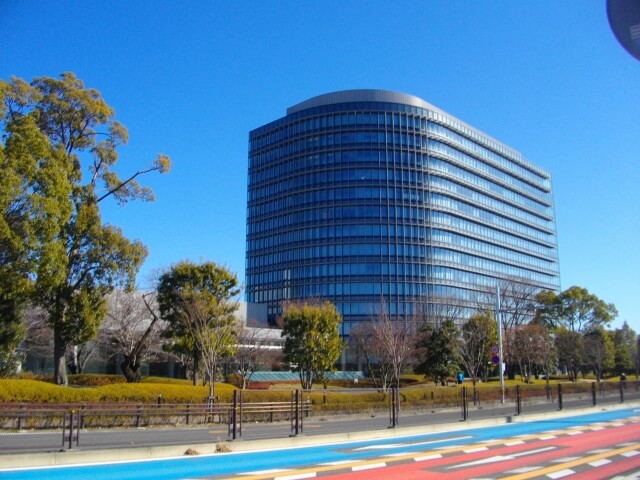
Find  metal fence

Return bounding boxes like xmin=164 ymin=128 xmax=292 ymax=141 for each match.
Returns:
xmin=0 ymin=379 xmax=638 ymax=450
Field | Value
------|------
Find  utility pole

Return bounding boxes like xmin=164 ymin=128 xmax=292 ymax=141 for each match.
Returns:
xmin=496 ymin=285 xmax=505 ymax=403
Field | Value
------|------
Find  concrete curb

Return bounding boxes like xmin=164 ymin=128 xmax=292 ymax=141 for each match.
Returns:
xmin=1 ymin=402 xmax=638 ymax=470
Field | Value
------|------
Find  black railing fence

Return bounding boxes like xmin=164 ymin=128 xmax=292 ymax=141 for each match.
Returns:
xmin=0 ymin=380 xmax=638 ymax=450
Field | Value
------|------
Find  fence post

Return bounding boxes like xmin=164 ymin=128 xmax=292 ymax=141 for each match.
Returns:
xmin=290 ymin=389 xmax=301 ymax=436
xmin=299 ymin=390 xmax=304 ymax=434
xmin=388 ymin=387 xmax=398 ymax=428
xmin=17 ymin=403 xmax=24 ymax=431
xmin=239 ymin=390 xmax=243 ymax=438
xmin=592 ymin=382 xmax=597 ymax=406
xmin=185 ymin=403 xmax=190 ymax=425
xmin=557 ymin=383 xmax=563 ymax=411
xmin=515 ymin=384 xmax=521 ymax=415
xmin=461 ymin=386 xmax=468 ymax=421
xmin=136 ymin=404 xmax=141 ymax=428
xmin=620 ymin=381 xmax=625 ymax=403
xmin=61 ymin=411 xmax=67 ymax=449
xmin=230 ymin=390 xmax=238 ymax=440
xmin=67 ymin=409 xmax=76 ymax=450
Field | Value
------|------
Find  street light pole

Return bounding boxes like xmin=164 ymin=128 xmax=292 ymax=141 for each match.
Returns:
xmin=496 ymin=285 xmax=505 ymax=403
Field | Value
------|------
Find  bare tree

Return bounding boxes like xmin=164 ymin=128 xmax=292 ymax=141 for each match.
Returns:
xmin=102 ymin=290 xmax=165 ymax=382
xmin=459 ymin=310 xmax=497 ymax=386
xmin=349 ymin=321 xmax=392 ymax=390
xmin=497 ymin=278 xmax=539 ymax=379
xmin=414 ymin=294 xmax=467 ymax=329
xmin=370 ymin=303 xmax=416 ymax=390
xmin=512 ymin=323 xmax=554 ymax=383
xmin=232 ymin=322 xmax=282 ymax=389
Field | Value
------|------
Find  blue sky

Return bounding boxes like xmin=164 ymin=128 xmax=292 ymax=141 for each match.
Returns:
xmin=1 ymin=1 xmax=638 ymax=333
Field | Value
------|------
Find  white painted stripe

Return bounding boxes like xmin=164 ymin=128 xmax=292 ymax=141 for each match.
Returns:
xmin=552 ymin=457 xmax=581 ymax=463
xmin=539 ymin=435 xmax=557 ymax=440
xmin=589 ymin=448 xmax=613 ymax=454
xmin=589 ymin=459 xmax=612 ymax=467
xmin=354 ymin=443 xmax=402 ymax=450
xmin=275 ymin=473 xmax=316 ymax=480
xmin=464 ymin=447 xmax=489 ymax=453
xmin=352 ymin=462 xmax=386 ymax=471
xmin=567 ymin=430 xmax=583 ymax=435
xmin=243 ymin=469 xmax=291 ymax=475
xmin=318 ymin=460 xmax=354 ymax=466
xmin=414 ymin=454 xmax=443 ymax=461
xmin=621 ymin=450 xmax=640 ymax=457
xmin=547 ymin=469 xmax=575 ymax=479
xmin=508 ymin=466 xmax=542 ymax=473
xmin=505 ymin=440 xmax=525 ymax=446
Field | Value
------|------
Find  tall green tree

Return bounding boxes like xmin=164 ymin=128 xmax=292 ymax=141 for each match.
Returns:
xmin=583 ymin=327 xmax=614 ymax=381
xmin=610 ymin=322 xmax=637 ymax=376
xmin=554 ymin=328 xmax=584 ymax=381
xmin=0 ymin=73 xmax=170 ymax=384
xmin=535 ymin=286 xmax=617 ymax=333
xmin=157 ymin=260 xmax=241 ymax=397
xmin=280 ymin=301 xmax=343 ymax=390
xmin=415 ymin=319 xmax=461 ymax=386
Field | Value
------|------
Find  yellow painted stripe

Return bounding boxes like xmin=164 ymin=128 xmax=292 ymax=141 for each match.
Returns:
xmin=500 ymin=443 xmax=640 ymax=480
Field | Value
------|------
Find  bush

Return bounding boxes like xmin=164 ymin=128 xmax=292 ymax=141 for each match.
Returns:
xmin=0 ymin=379 xmax=100 ymax=403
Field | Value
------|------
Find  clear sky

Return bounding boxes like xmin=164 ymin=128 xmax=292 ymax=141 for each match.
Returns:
xmin=1 ymin=1 xmax=638 ymax=333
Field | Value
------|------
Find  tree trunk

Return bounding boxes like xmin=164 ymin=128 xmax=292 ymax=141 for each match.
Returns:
xmin=192 ymin=352 xmax=200 ymax=386
xmin=53 ymin=329 xmax=68 ymax=386
xmin=121 ymin=356 xmax=142 ymax=383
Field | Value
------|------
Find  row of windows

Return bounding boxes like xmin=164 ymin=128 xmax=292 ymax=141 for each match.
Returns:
xmin=431 ymin=248 xmax=559 ymax=287
xmin=249 ymin=149 xmax=419 ymax=189
xmin=248 ymin=188 xmax=553 ymax=239
xmin=249 ymin=171 xmax=551 ymax=231
xmin=249 ymin=155 xmax=551 ymax=217
xmin=249 ymin=141 xmax=551 ymax=205
xmin=250 ymin=111 xmax=430 ymax=152
xmin=432 ymin=229 xmax=557 ymax=272
xmin=251 ymin=283 xmax=496 ymax=318
xmin=431 ymin=177 xmax=552 ymax=229
xmin=251 ymin=129 xmax=433 ymax=166
xmin=248 ymin=195 xmax=555 ymax=249
xmin=428 ymin=141 xmax=550 ymax=200
xmin=250 ymin=121 xmax=549 ymax=191
xmin=429 ymin=158 xmax=552 ymax=216
xmin=249 ymin=129 xmax=549 ymax=195
xmin=431 ymin=211 xmax=556 ymax=257
xmin=250 ymin=102 xmax=546 ymax=178
xmin=247 ymin=226 xmax=556 ymax=273
xmin=247 ymin=210 xmax=556 ymax=261
xmin=247 ymin=246 xmax=558 ymax=289
xmin=430 ymin=194 xmax=555 ymax=243
xmin=248 ymin=261 xmax=552 ymax=294
xmin=427 ymin=123 xmax=550 ymax=188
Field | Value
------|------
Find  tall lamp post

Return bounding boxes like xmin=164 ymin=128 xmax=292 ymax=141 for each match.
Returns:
xmin=496 ymin=285 xmax=505 ymax=403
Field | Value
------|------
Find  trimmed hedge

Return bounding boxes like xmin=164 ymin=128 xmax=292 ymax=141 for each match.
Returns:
xmin=0 ymin=379 xmax=237 ymax=404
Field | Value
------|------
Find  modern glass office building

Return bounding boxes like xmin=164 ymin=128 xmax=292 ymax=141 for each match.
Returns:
xmin=246 ymin=90 xmax=560 ymax=339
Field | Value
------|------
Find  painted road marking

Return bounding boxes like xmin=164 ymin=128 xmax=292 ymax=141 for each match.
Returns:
xmin=447 ymin=446 xmax=556 ymax=469
xmin=500 ymin=443 xmax=640 ymax=480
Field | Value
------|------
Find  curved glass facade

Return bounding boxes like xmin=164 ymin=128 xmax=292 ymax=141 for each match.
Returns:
xmin=246 ymin=90 xmax=560 ymax=336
